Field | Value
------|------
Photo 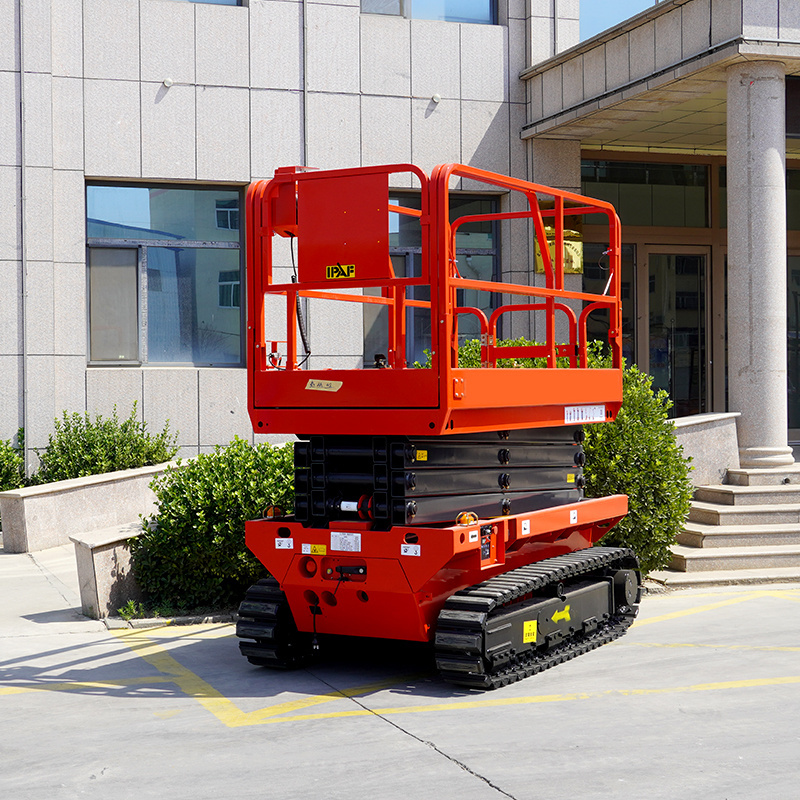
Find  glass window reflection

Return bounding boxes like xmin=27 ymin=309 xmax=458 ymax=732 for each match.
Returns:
xmin=87 ymin=186 xmax=240 ymax=243
xmin=86 ymin=184 xmax=242 ymax=366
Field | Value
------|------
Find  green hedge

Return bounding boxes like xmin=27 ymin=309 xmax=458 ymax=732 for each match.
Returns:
xmin=583 ymin=365 xmax=693 ymax=573
xmin=32 ymin=404 xmax=177 ymax=484
xmin=131 ymin=438 xmax=294 ymax=610
xmin=0 ymin=432 xmax=24 ymax=493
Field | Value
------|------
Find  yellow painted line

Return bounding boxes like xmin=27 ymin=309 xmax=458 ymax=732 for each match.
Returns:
xmin=633 ymin=592 xmax=764 ymax=627
xmin=110 ymin=628 xmax=423 ymax=728
xmin=249 ymin=675 xmax=800 ymax=725
xmin=0 ymin=675 xmax=173 ymax=696
xmin=635 ymin=587 xmax=800 ymax=627
xmin=622 ymin=642 xmax=800 ymax=653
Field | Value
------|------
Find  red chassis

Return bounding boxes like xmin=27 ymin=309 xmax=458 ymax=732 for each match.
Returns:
xmin=246 ymin=494 xmax=626 ymax=643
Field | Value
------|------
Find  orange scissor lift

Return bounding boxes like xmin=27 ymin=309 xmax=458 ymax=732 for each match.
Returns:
xmin=238 ymin=163 xmax=641 ymax=689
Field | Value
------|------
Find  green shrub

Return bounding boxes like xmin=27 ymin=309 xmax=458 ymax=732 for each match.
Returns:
xmin=583 ymin=365 xmax=693 ymax=574
xmin=415 ymin=337 xmax=607 ymax=369
xmin=0 ymin=431 xmax=25 ymax=492
xmin=32 ymin=403 xmax=177 ymax=484
xmin=131 ymin=438 xmax=294 ymax=610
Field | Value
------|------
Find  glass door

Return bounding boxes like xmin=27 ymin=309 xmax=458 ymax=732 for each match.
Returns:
xmin=788 ymin=256 xmax=800 ymax=434
xmin=640 ymin=247 xmax=710 ymax=417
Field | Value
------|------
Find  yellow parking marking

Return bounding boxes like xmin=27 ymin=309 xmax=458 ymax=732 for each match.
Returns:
xmin=109 ymin=628 xmax=424 ymax=728
xmin=622 ymin=642 xmax=800 ymax=653
xmin=0 ymin=674 xmax=172 ymax=696
xmin=633 ymin=591 xmax=765 ymax=627
xmin=234 ymin=674 xmax=800 ymax=725
xmin=3 ymin=588 xmax=799 ymax=727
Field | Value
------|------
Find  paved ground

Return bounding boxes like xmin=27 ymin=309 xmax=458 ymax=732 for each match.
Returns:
xmin=2 ymin=544 xmax=799 ymax=800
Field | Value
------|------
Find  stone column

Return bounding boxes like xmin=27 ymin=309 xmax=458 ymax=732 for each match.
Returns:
xmin=726 ymin=60 xmax=793 ymax=467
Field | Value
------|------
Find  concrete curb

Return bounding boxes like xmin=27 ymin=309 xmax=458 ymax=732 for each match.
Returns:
xmin=104 ymin=612 xmax=237 ymax=630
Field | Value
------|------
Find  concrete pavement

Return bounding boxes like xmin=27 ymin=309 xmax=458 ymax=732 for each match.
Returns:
xmin=2 ymin=542 xmax=799 ymax=800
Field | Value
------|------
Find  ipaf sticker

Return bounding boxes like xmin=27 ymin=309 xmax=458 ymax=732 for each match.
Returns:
xmin=326 ymin=264 xmax=355 ymax=280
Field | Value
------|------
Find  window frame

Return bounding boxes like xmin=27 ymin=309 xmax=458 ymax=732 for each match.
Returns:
xmin=85 ymin=183 xmax=245 ymax=368
xmin=361 ymin=0 xmax=497 ymax=25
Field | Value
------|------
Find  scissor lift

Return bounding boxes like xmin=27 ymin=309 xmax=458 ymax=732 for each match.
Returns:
xmin=237 ymin=163 xmax=641 ymax=688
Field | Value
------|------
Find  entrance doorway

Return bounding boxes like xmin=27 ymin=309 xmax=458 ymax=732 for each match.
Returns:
xmin=639 ymin=247 xmax=710 ymax=417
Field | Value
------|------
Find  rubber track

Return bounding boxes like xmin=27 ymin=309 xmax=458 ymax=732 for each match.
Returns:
xmin=236 ymin=577 xmax=313 ymax=668
xmin=435 ymin=546 xmax=639 ymax=689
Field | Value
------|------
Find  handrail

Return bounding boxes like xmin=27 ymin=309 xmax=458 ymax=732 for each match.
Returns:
xmin=249 ymin=162 xmax=621 ymax=370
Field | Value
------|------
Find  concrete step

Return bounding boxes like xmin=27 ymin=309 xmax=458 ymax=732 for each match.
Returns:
xmin=694 ymin=484 xmax=800 ymax=506
xmin=688 ymin=500 xmax=800 ymax=526
xmin=678 ymin=521 xmax=800 ymax=548
xmin=669 ymin=544 xmax=800 ymax=572
xmin=725 ymin=464 xmax=800 ymax=486
xmin=649 ymin=566 xmax=800 ymax=588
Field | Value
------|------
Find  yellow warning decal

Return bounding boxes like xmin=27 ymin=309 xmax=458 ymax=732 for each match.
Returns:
xmin=567 ymin=473 xmax=575 ymax=483
xmin=552 ymin=605 xmax=571 ymax=623
xmin=326 ymin=264 xmax=356 ymax=280
xmin=416 ymin=450 xmax=428 ymax=462
xmin=523 ymin=620 xmax=538 ymax=644
xmin=302 ymin=543 xmax=327 ymax=556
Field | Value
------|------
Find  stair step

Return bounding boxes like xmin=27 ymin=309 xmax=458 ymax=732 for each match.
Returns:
xmin=694 ymin=484 xmax=800 ymax=506
xmin=726 ymin=464 xmax=800 ymax=486
xmin=689 ymin=500 xmax=800 ymax=525
xmin=678 ymin=521 xmax=800 ymax=548
xmin=669 ymin=544 xmax=800 ymax=572
xmin=649 ymin=566 xmax=800 ymax=588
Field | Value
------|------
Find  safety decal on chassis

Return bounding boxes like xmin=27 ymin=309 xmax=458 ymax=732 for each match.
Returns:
xmin=523 ymin=620 xmax=538 ymax=644
xmin=331 ymin=532 xmax=362 ymax=552
xmin=564 ymin=404 xmax=606 ymax=424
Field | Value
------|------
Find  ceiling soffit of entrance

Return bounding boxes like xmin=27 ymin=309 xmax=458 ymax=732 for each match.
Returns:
xmin=523 ymin=40 xmax=800 ymax=156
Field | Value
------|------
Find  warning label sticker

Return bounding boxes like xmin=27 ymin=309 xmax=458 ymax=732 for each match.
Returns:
xmin=523 ymin=620 xmax=538 ymax=644
xmin=275 ymin=538 xmax=294 ymax=550
xmin=400 ymin=544 xmax=421 ymax=557
xmin=302 ymin=543 xmax=327 ymax=556
xmin=564 ymin=405 xmax=606 ymax=424
xmin=331 ymin=532 xmax=362 ymax=552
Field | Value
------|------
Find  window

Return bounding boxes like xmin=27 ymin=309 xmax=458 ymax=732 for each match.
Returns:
xmin=581 ymin=160 xmax=709 ymax=228
xmin=218 ymin=270 xmax=240 ymax=308
xmin=161 ymin=0 xmax=240 ymax=5
xmin=86 ymin=185 xmax=243 ymax=366
xmin=362 ymin=0 xmax=496 ymax=25
xmin=216 ymin=199 xmax=239 ymax=231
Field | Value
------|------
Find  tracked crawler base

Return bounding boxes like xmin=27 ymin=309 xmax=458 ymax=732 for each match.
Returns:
xmin=435 ymin=546 xmax=640 ymax=689
xmin=236 ymin=547 xmax=641 ymax=688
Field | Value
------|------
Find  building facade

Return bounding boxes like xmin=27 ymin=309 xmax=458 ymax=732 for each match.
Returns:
xmin=6 ymin=0 xmax=800 ymax=473
xmin=3 ymin=0 xmax=577 ymax=468
xmin=524 ymin=0 xmax=800 ymax=467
